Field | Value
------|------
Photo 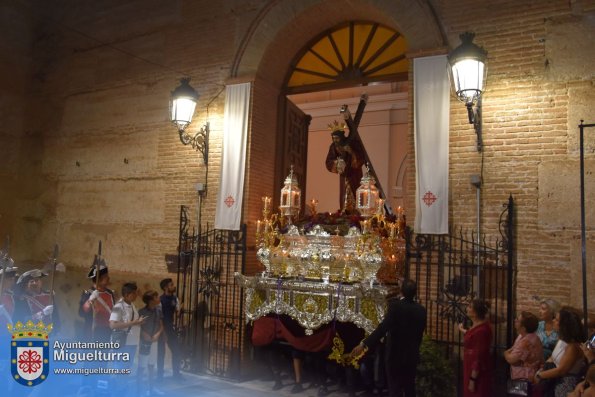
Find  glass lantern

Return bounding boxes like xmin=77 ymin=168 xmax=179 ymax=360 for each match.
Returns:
xmin=448 ymin=32 xmax=487 ymax=107
xmin=279 ymin=166 xmax=301 ymax=221
xmin=356 ymin=167 xmax=379 ymax=218
xmin=170 ymin=78 xmax=199 ymax=133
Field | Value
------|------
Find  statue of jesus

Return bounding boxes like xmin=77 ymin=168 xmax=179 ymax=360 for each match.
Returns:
xmin=325 ymin=122 xmax=365 ymax=213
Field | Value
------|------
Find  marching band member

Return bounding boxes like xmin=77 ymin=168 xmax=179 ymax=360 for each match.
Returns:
xmin=13 ymin=269 xmax=61 ymax=332
xmin=79 ymin=261 xmax=115 ymax=342
xmin=0 ymin=265 xmax=18 ymax=333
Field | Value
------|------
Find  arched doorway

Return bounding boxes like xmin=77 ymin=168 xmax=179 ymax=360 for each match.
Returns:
xmin=232 ymin=0 xmax=444 ymax=274
xmin=281 ymin=21 xmax=409 ymax=214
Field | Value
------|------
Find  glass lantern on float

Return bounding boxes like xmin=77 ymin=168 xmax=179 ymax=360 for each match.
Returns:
xmin=356 ymin=165 xmax=379 ymax=218
xmin=279 ymin=165 xmax=301 ymax=223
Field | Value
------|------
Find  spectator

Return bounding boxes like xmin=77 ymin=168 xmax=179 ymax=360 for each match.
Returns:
xmin=537 ymin=299 xmax=561 ymax=361
xmin=109 ymin=282 xmax=147 ymax=374
xmin=157 ymin=278 xmax=184 ymax=381
xmin=584 ymin=365 xmax=595 ymax=397
xmin=138 ymin=290 xmax=164 ymax=396
xmin=536 ymin=306 xmax=586 ymax=397
xmin=459 ymin=299 xmax=493 ymax=397
xmin=504 ymin=311 xmax=543 ymax=396
xmin=568 ymin=330 xmax=595 ymax=397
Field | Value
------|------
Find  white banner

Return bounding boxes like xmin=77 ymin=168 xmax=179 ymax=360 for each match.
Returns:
xmin=414 ymin=55 xmax=450 ymax=234
xmin=214 ymin=83 xmax=251 ymax=230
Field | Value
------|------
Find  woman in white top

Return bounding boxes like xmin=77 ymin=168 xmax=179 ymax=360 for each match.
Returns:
xmin=536 ymin=307 xmax=586 ymax=397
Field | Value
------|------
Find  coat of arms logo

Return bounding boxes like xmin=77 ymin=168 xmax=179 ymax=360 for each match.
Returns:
xmin=7 ymin=320 xmax=53 ymax=386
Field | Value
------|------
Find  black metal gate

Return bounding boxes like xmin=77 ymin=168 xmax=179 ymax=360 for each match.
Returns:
xmin=176 ymin=205 xmax=246 ymax=378
xmin=405 ymin=196 xmax=515 ymax=395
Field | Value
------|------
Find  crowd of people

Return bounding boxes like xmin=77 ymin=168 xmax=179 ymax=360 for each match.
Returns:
xmin=457 ymin=297 xmax=594 ymax=397
xmin=0 ymin=260 xmax=184 ymax=396
xmin=2 ymin=255 xmax=595 ymax=397
xmin=258 ymin=290 xmax=592 ymax=397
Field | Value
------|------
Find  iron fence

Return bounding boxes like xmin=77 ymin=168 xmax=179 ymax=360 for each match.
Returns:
xmin=404 ymin=196 xmax=514 ymax=395
xmin=176 ymin=205 xmax=246 ymax=378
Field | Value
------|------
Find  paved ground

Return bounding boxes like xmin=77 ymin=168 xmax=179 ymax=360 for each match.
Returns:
xmin=164 ymin=371 xmax=381 ymax=397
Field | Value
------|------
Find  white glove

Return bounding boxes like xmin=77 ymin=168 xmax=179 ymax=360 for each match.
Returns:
xmin=89 ymin=290 xmax=100 ymax=302
xmin=42 ymin=305 xmax=54 ymax=316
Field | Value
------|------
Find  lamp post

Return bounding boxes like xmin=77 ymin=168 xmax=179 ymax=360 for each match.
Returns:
xmin=170 ymin=78 xmax=211 ymax=368
xmin=579 ymin=120 xmax=594 ymax=337
xmin=448 ymin=32 xmax=487 ymax=152
xmin=448 ymin=32 xmax=488 ymax=299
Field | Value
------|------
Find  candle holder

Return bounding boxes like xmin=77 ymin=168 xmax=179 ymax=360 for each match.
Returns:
xmin=356 ymin=165 xmax=379 ymax=218
xmin=308 ymin=199 xmax=318 ymax=217
xmin=262 ymin=196 xmax=272 ymax=219
xmin=279 ymin=166 xmax=301 ymax=224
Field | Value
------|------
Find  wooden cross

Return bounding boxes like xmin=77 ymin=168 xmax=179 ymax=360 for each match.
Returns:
xmin=340 ymin=94 xmax=392 ymax=215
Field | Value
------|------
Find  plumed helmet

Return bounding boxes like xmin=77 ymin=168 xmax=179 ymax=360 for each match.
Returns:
xmin=16 ymin=268 xmax=48 ymax=285
xmin=87 ymin=256 xmax=108 ymax=279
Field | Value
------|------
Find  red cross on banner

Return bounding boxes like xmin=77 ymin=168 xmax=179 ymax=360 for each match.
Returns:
xmin=224 ymin=195 xmax=235 ymax=208
xmin=422 ymin=191 xmax=437 ymax=207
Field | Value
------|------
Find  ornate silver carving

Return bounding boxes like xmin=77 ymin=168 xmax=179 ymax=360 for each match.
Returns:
xmin=235 ymin=273 xmax=388 ymax=334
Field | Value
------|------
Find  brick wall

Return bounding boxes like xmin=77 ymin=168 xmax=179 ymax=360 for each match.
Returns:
xmin=0 ymin=0 xmax=593 ymax=330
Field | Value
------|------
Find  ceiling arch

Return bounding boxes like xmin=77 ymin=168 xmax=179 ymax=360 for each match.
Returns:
xmin=230 ymin=0 xmax=445 ymax=82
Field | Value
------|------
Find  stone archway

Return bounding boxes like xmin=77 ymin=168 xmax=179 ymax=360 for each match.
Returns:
xmin=231 ymin=0 xmax=445 ymax=80
xmin=232 ymin=0 xmax=444 ymax=273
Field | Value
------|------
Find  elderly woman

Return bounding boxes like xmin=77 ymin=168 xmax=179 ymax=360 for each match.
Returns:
xmin=459 ymin=299 xmax=493 ymax=397
xmin=536 ymin=306 xmax=586 ymax=397
xmin=504 ymin=311 xmax=543 ymax=395
xmin=537 ymin=299 xmax=560 ymax=361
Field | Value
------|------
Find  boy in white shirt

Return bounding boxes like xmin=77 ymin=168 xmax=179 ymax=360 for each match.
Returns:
xmin=109 ymin=282 xmax=146 ymax=374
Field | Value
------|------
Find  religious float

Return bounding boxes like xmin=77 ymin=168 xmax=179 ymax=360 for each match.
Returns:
xmin=235 ymin=156 xmax=407 ymax=366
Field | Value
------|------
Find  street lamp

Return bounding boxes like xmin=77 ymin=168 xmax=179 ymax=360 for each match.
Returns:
xmin=171 ymin=78 xmax=209 ymax=165
xmin=448 ymin=32 xmax=487 ymax=152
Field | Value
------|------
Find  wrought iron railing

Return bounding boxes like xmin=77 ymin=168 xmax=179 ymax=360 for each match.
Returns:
xmin=176 ymin=205 xmax=246 ymax=378
xmin=405 ymin=196 xmax=514 ymax=395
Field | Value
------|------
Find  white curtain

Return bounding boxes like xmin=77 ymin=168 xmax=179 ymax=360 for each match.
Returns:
xmin=414 ymin=55 xmax=450 ymax=234
xmin=214 ymin=82 xmax=251 ymax=230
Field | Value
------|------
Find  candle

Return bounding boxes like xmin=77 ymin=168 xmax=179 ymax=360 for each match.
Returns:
xmin=256 ymin=220 xmax=261 ymax=233
xmin=262 ymin=196 xmax=271 ymax=211
xmin=360 ymin=220 xmax=369 ymax=234
xmin=389 ymin=223 xmax=396 ymax=238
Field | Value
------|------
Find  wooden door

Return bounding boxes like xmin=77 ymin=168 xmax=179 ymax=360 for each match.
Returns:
xmin=274 ymin=97 xmax=311 ymax=213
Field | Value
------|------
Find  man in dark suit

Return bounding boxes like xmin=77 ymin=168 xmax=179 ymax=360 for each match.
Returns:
xmin=350 ymin=279 xmax=426 ymax=397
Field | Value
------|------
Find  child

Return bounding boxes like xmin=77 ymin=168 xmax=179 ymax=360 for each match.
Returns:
xmin=109 ymin=281 xmax=146 ymax=381
xmin=109 ymin=282 xmax=146 ymax=346
xmin=138 ymin=290 xmax=164 ymax=396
